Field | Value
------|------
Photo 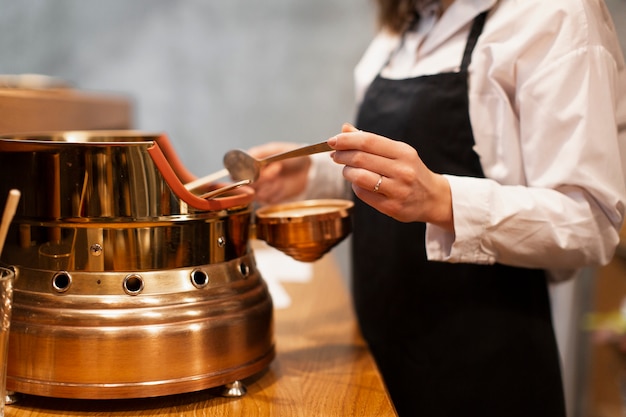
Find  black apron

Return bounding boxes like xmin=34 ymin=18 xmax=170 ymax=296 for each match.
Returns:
xmin=353 ymin=12 xmax=566 ymax=417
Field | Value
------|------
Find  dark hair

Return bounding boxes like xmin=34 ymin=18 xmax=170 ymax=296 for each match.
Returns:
xmin=376 ymin=0 xmax=418 ymax=33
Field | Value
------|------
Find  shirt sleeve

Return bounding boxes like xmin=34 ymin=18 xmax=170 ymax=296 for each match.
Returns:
xmin=426 ymin=44 xmax=626 ymax=276
xmin=303 ymin=152 xmax=350 ymax=200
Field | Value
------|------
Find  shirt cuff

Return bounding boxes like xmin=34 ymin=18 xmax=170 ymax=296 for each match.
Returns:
xmin=426 ymin=175 xmax=495 ymax=264
xmin=303 ymin=153 xmax=349 ymax=200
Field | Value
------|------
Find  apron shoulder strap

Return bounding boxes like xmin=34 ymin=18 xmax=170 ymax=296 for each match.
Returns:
xmin=460 ymin=11 xmax=489 ymax=71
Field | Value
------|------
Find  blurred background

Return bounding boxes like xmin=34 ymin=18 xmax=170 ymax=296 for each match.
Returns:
xmin=0 ymin=0 xmax=374 ymax=174
xmin=1 ymin=1 xmax=626 ymax=417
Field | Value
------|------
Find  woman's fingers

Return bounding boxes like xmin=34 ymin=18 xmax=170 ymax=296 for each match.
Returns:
xmin=329 ymin=128 xmax=407 ymax=161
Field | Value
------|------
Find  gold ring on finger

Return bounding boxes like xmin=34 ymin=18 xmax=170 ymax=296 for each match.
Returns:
xmin=373 ymin=175 xmax=383 ymax=193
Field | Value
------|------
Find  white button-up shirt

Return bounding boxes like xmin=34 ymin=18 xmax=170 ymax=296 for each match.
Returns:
xmin=308 ymin=0 xmax=626 ymax=281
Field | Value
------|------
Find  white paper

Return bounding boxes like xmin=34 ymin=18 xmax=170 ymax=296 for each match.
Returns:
xmin=253 ymin=241 xmax=313 ymax=309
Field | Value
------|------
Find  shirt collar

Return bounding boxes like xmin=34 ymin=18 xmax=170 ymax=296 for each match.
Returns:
xmin=418 ymin=0 xmax=497 ymax=56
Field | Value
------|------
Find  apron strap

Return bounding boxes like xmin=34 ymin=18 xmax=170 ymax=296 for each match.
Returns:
xmin=460 ymin=11 xmax=489 ymax=71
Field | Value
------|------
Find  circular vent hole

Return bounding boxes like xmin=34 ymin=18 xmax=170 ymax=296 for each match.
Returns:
xmin=52 ymin=272 xmax=72 ymax=293
xmin=191 ymin=269 xmax=209 ymax=288
xmin=123 ymin=274 xmax=144 ymax=295
xmin=239 ymin=262 xmax=250 ymax=278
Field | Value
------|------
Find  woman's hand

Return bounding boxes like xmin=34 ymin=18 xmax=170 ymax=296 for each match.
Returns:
xmin=247 ymin=142 xmax=312 ymax=205
xmin=329 ymin=123 xmax=454 ymax=232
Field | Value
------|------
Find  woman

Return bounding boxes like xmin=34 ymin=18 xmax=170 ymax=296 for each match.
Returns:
xmin=250 ymin=0 xmax=626 ymax=415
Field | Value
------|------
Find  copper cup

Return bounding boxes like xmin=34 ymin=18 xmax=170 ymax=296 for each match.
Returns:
xmin=255 ymin=199 xmax=353 ymax=262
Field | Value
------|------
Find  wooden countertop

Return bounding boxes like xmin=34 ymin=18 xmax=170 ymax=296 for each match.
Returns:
xmin=0 ymin=88 xmax=132 ymax=133
xmin=5 ymin=252 xmax=396 ymax=416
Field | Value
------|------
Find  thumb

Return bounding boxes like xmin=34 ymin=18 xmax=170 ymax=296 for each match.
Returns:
xmin=342 ymin=123 xmax=359 ymax=133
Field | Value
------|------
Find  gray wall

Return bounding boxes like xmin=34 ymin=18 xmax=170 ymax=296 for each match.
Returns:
xmin=608 ymin=0 xmax=626 ymax=38
xmin=0 ymin=0 xmax=376 ymax=176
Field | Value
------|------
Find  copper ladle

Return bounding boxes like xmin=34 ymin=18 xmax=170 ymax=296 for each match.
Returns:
xmin=184 ymin=141 xmax=332 ymax=193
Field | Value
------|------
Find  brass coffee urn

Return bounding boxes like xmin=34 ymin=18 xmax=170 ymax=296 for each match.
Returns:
xmin=0 ymin=131 xmax=275 ymax=400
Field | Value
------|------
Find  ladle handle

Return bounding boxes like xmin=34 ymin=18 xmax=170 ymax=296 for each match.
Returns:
xmin=262 ymin=141 xmax=332 ymax=165
xmin=184 ymin=168 xmax=229 ymax=192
